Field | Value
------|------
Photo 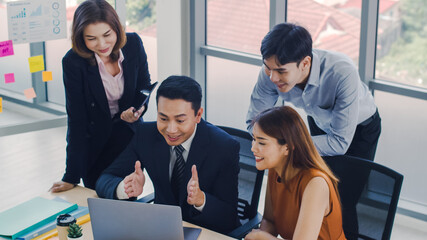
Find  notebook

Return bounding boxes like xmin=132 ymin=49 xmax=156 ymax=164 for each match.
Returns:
xmin=88 ymin=198 xmax=201 ymax=240
xmin=0 ymin=197 xmax=77 ymax=239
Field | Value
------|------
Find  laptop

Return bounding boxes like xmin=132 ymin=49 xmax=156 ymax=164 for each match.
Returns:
xmin=88 ymin=198 xmax=190 ymax=240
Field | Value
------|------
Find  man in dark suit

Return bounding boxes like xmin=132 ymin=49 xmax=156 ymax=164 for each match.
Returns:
xmin=96 ymin=76 xmax=240 ymax=234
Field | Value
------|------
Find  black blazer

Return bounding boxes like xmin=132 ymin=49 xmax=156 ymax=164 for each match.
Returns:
xmin=96 ymin=120 xmax=241 ymax=234
xmin=62 ymin=33 xmax=151 ymax=184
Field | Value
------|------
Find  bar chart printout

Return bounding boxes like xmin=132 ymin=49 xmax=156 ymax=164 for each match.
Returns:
xmin=7 ymin=0 xmax=66 ymax=44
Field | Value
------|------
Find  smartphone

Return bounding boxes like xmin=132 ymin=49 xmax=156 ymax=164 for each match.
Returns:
xmin=133 ymin=82 xmax=158 ymax=112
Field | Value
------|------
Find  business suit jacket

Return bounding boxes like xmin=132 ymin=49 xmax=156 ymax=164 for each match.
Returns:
xmin=96 ymin=120 xmax=241 ymax=234
xmin=62 ymin=33 xmax=151 ymax=186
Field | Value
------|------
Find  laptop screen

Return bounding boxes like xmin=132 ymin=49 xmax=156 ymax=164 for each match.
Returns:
xmin=88 ymin=198 xmax=184 ymax=240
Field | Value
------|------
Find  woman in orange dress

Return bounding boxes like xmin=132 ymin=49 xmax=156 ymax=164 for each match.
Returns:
xmin=245 ymin=106 xmax=346 ymax=240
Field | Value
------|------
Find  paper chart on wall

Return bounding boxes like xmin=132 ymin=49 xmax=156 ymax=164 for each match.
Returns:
xmin=7 ymin=0 xmax=66 ymax=44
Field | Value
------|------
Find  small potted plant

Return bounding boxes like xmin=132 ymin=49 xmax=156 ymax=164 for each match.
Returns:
xmin=67 ymin=223 xmax=83 ymax=240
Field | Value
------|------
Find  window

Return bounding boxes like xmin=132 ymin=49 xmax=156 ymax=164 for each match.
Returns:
xmin=125 ymin=0 xmax=157 ymax=121
xmin=125 ymin=0 xmax=157 ymax=85
xmin=287 ymin=0 xmax=361 ymax=66
xmin=374 ymin=91 xmax=427 ymax=201
xmin=193 ymin=0 xmax=427 ymax=220
xmin=207 ymin=0 xmax=269 ymax=55
xmin=206 ymin=56 xmax=259 ymax=130
xmin=375 ymin=0 xmax=427 ymax=89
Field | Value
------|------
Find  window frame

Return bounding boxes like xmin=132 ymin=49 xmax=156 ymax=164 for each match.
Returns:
xmin=189 ymin=0 xmax=427 ymax=221
xmin=190 ymin=0 xmax=427 ymax=111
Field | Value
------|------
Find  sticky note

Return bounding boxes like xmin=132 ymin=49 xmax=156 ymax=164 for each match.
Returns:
xmin=28 ymin=55 xmax=45 ymax=73
xmin=0 ymin=97 xmax=2 ymax=113
xmin=24 ymin=88 xmax=36 ymax=99
xmin=0 ymin=40 xmax=14 ymax=57
xmin=42 ymin=71 xmax=52 ymax=82
xmin=4 ymin=73 xmax=15 ymax=84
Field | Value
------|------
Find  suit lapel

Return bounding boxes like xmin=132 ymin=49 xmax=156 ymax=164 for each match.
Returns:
xmin=87 ymin=64 xmax=110 ymax=116
xmin=153 ymin=131 xmax=174 ymax=199
xmin=119 ymin=49 xmax=136 ymax=110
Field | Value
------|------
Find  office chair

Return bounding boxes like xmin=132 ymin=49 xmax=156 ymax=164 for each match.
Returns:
xmin=324 ymin=155 xmax=403 ymax=240
xmin=216 ymin=126 xmax=264 ymax=239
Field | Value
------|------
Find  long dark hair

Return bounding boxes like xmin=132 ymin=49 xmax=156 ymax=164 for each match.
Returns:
xmin=251 ymin=106 xmax=338 ymax=189
xmin=71 ymin=0 xmax=126 ymax=65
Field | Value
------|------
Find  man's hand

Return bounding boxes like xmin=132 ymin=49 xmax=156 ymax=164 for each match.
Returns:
xmin=49 ymin=181 xmax=75 ymax=193
xmin=123 ymin=161 xmax=145 ymax=198
xmin=244 ymin=229 xmax=276 ymax=240
xmin=120 ymin=106 xmax=145 ymax=123
xmin=187 ymin=165 xmax=204 ymax=207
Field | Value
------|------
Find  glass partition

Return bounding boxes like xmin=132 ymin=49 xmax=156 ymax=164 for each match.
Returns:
xmin=0 ymin=1 xmax=32 ymax=95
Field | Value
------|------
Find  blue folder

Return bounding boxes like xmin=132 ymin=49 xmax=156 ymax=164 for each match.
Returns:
xmin=0 ymin=197 xmax=77 ymax=239
xmin=15 ymin=198 xmax=88 ymax=240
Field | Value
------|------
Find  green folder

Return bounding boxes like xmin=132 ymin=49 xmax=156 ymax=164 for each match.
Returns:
xmin=0 ymin=197 xmax=77 ymax=239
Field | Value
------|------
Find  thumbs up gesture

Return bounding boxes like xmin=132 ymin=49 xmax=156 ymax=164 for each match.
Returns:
xmin=124 ymin=161 xmax=145 ymax=198
xmin=187 ymin=165 xmax=204 ymax=207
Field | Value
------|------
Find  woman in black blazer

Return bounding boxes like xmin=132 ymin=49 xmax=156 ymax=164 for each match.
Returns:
xmin=50 ymin=0 xmax=151 ymax=192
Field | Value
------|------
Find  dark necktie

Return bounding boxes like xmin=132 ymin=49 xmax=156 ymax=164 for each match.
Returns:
xmin=171 ymin=145 xmax=185 ymax=203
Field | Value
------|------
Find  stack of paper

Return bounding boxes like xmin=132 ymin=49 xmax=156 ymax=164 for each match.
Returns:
xmin=0 ymin=197 xmax=77 ymax=239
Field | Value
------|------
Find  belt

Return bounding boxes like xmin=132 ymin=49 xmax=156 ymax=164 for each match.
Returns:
xmin=359 ymin=109 xmax=378 ymax=126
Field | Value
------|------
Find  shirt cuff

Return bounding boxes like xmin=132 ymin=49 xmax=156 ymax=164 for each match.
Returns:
xmin=116 ymin=180 xmax=130 ymax=200
xmin=193 ymin=192 xmax=206 ymax=212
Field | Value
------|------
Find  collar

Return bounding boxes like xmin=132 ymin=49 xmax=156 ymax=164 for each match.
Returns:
xmin=305 ymin=50 xmax=320 ymax=87
xmin=94 ymin=49 xmax=125 ymax=65
xmin=172 ymin=124 xmax=198 ymax=152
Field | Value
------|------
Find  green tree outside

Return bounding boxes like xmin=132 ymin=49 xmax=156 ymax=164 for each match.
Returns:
xmin=377 ymin=0 xmax=427 ymax=87
xmin=126 ymin=0 xmax=156 ymax=32
xmin=75 ymin=0 xmax=156 ymax=32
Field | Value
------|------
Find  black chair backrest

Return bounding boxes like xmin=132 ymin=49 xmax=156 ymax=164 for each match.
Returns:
xmin=217 ymin=126 xmax=264 ymax=223
xmin=324 ymin=155 xmax=403 ymax=240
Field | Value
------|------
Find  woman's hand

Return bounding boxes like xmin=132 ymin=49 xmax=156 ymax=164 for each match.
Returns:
xmin=120 ymin=106 xmax=145 ymax=123
xmin=49 ymin=181 xmax=75 ymax=193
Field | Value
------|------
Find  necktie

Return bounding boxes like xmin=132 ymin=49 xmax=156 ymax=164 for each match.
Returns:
xmin=171 ymin=145 xmax=185 ymax=203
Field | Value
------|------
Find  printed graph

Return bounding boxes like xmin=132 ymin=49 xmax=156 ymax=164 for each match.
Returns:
xmin=7 ymin=0 xmax=66 ymax=44
xmin=30 ymin=5 xmax=42 ymax=17
xmin=11 ymin=8 xmax=26 ymax=19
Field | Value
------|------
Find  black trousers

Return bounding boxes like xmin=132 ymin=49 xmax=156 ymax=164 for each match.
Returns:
xmin=308 ymin=109 xmax=381 ymax=239
xmin=83 ymin=120 xmax=135 ymax=189
xmin=307 ymin=109 xmax=381 ymax=161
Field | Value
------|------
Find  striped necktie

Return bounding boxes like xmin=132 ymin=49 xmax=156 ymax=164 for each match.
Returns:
xmin=171 ymin=145 xmax=185 ymax=203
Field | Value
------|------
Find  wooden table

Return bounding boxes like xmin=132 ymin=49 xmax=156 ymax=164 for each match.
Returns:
xmin=43 ymin=186 xmax=235 ymax=240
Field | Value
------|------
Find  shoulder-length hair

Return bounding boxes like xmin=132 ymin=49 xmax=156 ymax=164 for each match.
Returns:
xmin=251 ymin=106 xmax=338 ymax=188
xmin=71 ymin=0 xmax=126 ymax=65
